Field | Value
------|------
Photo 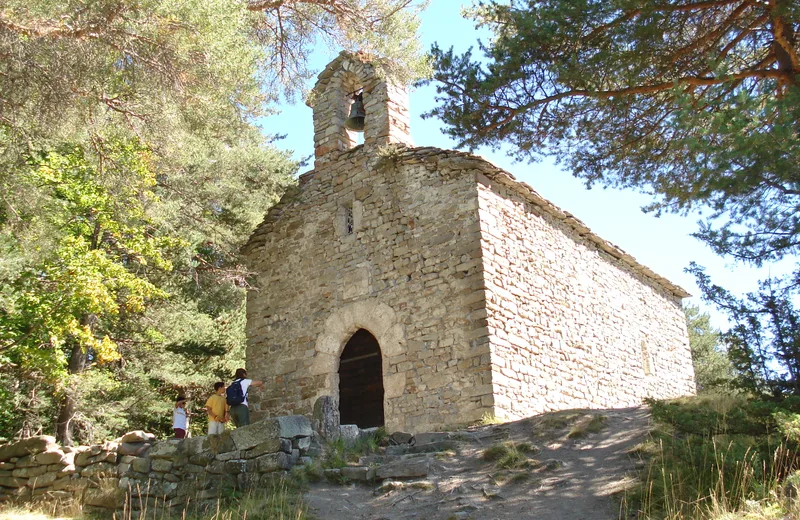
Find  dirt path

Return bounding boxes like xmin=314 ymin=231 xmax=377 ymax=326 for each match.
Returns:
xmin=304 ymin=406 xmax=650 ymax=520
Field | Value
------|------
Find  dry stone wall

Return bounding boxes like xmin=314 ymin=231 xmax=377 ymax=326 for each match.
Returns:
xmin=476 ymin=174 xmax=696 ymax=420
xmin=0 ymin=416 xmax=313 ymax=513
xmin=244 ymin=147 xmax=493 ymax=432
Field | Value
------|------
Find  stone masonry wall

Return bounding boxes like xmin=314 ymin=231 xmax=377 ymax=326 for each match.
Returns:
xmin=476 ymin=174 xmax=696 ymax=420
xmin=244 ymin=147 xmax=493 ymax=433
xmin=0 ymin=416 xmax=313 ymax=512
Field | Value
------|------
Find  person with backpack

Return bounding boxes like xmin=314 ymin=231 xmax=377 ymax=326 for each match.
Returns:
xmin=226 ymin=368 xmax=264 ymax=427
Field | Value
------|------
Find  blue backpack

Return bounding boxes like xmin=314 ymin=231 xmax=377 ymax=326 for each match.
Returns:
xmin=226 ymin=379 xmax=247 ymax=406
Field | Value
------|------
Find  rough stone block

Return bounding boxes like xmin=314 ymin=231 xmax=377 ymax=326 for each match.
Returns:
xmin=277 ymin=415 xmax=313 ymax=439
xmin=148 ymin=440 xmax=182 ymax=459
xmin=80 ymin=462 xmax=116 ymax=477
xmin=118 ymin=443 xmax=150 ymax=456
xmin=0 ymin=476 xmax=27 ymax=488
xmin=230 ymin=419 xmax=280 ymax=451
xmin=339 ymin=425 xmax=360 ymax=445
xmin=14 ymin=455 xmax=36 ymax=468
xmin=254 ymin=452 xmax=291 ymax=473
xmin=151 ymin=459 xmax=173 ymax=473
xmin=341 ymin=466 xmax=372 ymax=482
xmin=34 ymin=449 xmax=66 ymax=465
xmin=131 ymin=457 xmax=150 ymax=474
xmin=414 ymin=432 xmax=450 ymax=445
xmin=189 ymin=452 xmax=214 ymax=466
xmin=12 ymin=466 xmax=47 ymax=478
xmin=183 ymin=436 xmax=206 ymax=455
xmin=206 ymin=431 xmax=236 ymax=455
xmin=206 ymin=459 xmax=249 ymax=475
xmin=0 ymin=436 xmax=57 ymax=462
xmin=389 ymin=432 xmax=414 ymax=445
xmin=312 ymin=396 xmax=340 ymax=440
xmin=28 ymin=472 xmax=58 ymax=488
xmin=375 ymin=457 xmax=429 ymax=480
xmin=119 ymin=431 xmax=156 ymax=443
xmin=246 ymin=438 xmax=282 ymax=459
xmin=84 ymin=486 xmax=122 ymax=509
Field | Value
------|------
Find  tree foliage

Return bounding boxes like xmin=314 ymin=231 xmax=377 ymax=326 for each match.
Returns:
xmin=0 ymin=0 xmax=427 ymax=442
xmin=426 ymin=0 xmax=800 ymax=393
xmin=693 ymin=267 xmax=800 ymax=396
xmin=685 ymin=304 xmax=733 ymax=393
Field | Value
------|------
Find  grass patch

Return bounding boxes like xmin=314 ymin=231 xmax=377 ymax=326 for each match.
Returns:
xmin=0 ymin=505 xmax=80 ymax=520
xmin=530 ymin=410 xmax=584 ymax=437
xmin=622 ymin=395 xmax=800 ymax=519
xmin=483 ymin=441 xmax=538 ymax=469
xmin=567 ymin=414 xmax=608 ymax=439
xmin=434 ymin=449 xmax=457 ymax=460
xmin=320 ymin=428 xmax=386 ymax=470
xmin=475 ymin=412 xmax=504 ymax=426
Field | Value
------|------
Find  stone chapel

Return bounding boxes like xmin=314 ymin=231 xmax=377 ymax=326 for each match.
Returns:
xmin=242 ymin=52 xmax=697 ymax=433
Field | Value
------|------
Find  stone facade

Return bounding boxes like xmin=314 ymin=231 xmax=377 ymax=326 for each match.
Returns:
xmin=243 ymin=52 xmax=695 ymax=433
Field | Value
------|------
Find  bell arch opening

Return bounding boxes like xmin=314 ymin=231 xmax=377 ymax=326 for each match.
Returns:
xmin=338 ymin=328 xmax=385 ymax=428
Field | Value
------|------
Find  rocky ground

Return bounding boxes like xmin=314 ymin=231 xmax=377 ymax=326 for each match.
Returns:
xmin=304 ymin=406 xmax=650 ymax=520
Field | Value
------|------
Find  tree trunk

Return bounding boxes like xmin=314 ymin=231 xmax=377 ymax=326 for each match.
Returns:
xmin=55 ymin=315 xmax=95 ymax=446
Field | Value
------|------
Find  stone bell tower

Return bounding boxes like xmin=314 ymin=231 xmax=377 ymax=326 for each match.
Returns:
xmin=307 ymin=51 xmax=413 ymax=166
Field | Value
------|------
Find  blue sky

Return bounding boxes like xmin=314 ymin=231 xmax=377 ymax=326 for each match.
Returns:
xmin=261 ymin=1 xmax=785 ymax=329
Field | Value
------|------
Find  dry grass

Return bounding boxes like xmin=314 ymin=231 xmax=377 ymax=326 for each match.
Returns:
xmin=0 ymin=476 xmax=309 ymax=520
xmin=567 ymin=414 xmax=608 ymax=439
xmin=483 ymin=441 xmax=539 ymax=470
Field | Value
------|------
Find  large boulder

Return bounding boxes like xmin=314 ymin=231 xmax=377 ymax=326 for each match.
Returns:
xmin=0 ymin=436 xmax=58 ymax=462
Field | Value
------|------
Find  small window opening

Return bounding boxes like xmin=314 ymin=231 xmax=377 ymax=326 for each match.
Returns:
xmin=344 ymin=205 xmax=354 ymax=235
xmin=641 ymin=341 xmax=652 ymax=376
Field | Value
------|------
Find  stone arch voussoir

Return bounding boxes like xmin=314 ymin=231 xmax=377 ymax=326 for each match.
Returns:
xmin=309 ymin=299 xmax=406 ymax=403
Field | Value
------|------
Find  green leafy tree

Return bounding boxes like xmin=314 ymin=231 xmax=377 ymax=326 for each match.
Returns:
xmin=0 ymin=0 xmax=428 ymax=442
xmin=425 ymin=0 xmax=800 ymax=393
xmin=685 ymin=304 xmax=733 ymax=393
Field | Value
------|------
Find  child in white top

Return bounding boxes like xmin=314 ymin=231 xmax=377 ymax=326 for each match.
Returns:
xmin=172 ymin=396 xmax=189 ymax=438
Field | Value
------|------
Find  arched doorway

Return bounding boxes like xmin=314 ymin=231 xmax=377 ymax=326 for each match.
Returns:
xmin=338 ymin=329 xmax=385 ymax=428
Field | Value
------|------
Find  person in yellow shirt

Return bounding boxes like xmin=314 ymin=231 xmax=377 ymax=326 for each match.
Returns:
xmin=205 ymin=382 xmax=229 ymax=435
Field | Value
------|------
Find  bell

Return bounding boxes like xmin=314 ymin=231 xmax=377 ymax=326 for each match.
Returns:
xmin=344 ymin=92 xmax=365 ymax=132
